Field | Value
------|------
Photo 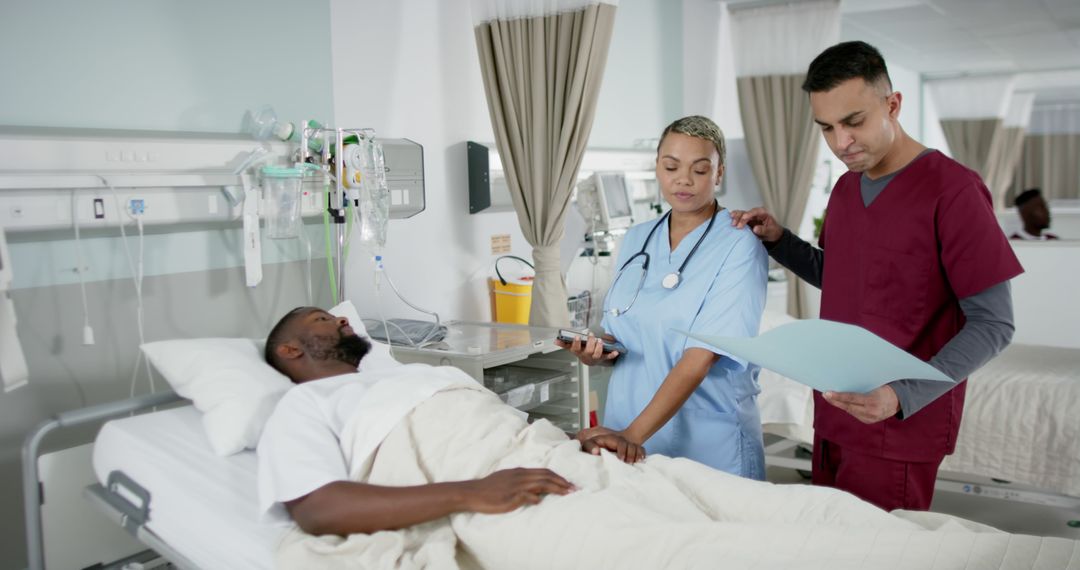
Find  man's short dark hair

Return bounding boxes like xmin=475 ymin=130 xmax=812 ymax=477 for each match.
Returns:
xmin=265 ymin=307 xmax=311 ymax=373
xmin=802 ymin=41 xmax=892 ymax=94
xmin=1014 ymin=188 xmax=1043 ymax=208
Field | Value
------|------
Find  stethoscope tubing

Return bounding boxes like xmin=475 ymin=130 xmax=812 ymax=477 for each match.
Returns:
xmin=606 ymin=200 xmax=719 ymax=316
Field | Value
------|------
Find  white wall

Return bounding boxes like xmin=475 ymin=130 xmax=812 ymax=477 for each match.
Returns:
xmin=922 ymin=81 xmax=952 ymax=156
xmin=331 ymin=0 xmax=684 ymax=322
xmin=591 ymin=0 xmax=684 ymax=148
xmin=1009 ymin=242 xmax=1080 ymax=349
xmin=330 ymin=0 xmax=528 ymax=322
xmin=889 ymin=60 xmax=922 ymax=141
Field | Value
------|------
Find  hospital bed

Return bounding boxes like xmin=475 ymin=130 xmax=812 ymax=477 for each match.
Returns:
xmin=24 ymin=375 xmax=1080 ymax=569
xmin=21 ymin=328 xmax=1079 ymax=568
xmin=22 ymin=391 xmax=283 ymax=570
xmin=757 ymin=311 xmax=1080 ymax=522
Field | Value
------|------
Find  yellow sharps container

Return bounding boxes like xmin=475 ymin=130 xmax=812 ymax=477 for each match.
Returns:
xmin=489 ymin=256 xmax=535 ymax=324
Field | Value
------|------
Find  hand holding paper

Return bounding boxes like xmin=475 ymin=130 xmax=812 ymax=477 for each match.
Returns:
xmin=680 ymin=319 xmax=952 ymax=394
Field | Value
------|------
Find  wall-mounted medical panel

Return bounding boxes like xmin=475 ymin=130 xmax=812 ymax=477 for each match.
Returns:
xmin=381 ymin=138 xmax=425 ymax=219
xmin=0 ymin=127 xmax=425 ymax=231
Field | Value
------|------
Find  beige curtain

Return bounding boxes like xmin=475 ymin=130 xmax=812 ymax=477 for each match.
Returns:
xmin=940 ymin=118 xmax=1008 ymax=203
xmin=474 ymin=3 xmax=616 ymax=327
xmin=985 ymin=126 xmax=1027 ymax=209
xmin=737 ymin=74 xmax=820 ymax=318
xmin=1010 ymin=134 xmax=1080 ymax=203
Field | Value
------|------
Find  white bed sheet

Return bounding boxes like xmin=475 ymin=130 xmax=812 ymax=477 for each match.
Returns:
xmin=757 ymin=341 xmax=1080 ymax=497
xmin=93 ymin=405 xmax=285 ymax=569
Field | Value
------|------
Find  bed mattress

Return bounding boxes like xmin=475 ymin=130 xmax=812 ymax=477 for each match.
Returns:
xmin=941 ymin=343 xmax=1080 ymax=497
xmin=93 ymin=405 xmax=285 ymax=569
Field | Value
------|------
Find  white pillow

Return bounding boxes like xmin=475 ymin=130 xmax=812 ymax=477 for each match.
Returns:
xmin=328 ymin=300 xmax=402 ymax=372
xmin=141 ymin=302 xmax=399 ymax=456
xmin=141 ymin=338 xmax=292 ymax=456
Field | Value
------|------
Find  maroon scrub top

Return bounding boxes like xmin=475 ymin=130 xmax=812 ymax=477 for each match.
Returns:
xmin=816 ymin=150 xmax=1023 ymax=462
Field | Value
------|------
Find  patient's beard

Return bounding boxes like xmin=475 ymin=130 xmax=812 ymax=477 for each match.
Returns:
xmin=335 ymin=334 xmax=372 ymax=367
xmin=301 ymin=331 xmax=372 ymax=368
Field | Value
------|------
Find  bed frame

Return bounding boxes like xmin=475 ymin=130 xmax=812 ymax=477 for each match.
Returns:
xmin=22 ymin=390 xmax=196 ymax=570
xmin=764 ymin=438 xmax=1080 ymax=524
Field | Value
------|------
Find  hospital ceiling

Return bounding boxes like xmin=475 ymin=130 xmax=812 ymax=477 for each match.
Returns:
xmin=726 ymin=0 xmax=1080 ymax=102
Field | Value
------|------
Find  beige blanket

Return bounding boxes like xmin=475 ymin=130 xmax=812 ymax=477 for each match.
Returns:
xmin=277 ymin=386 xmax=1080 ymax=569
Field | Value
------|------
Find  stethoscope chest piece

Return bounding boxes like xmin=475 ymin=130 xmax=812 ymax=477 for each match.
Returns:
xmin=605 ymin=200 xmax=719 ymax=316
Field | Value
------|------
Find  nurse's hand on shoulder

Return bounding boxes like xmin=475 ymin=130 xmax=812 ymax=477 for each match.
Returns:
xmin=822 ymin=385 xmax=900 ymax=424
xmin=555 ymin=332 xmax=619 ymax=366
xmin=729 ymin=207 xmax=784 ymax=243
xmin=575 ymin=427 xmax=646 ymax=464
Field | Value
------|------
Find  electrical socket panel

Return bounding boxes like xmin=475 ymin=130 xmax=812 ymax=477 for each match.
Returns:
xmin=0 ymin=185 xmax=330 ymax=231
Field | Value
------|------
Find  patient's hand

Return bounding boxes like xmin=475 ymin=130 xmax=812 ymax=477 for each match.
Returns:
xmin=576 ymin=427 xmax=646 ymax=464
xmin=460 ymin=468 xmax=575 ymax=514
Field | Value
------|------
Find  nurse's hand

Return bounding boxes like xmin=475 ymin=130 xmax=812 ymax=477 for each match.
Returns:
xmin=729 ymin=207 xmax=784 ymax=243
xmin=822 ymin=385 xmax=900 ymax=424
xmin=554 ymin=332 xmax=620 ymax=367
xmin=577 ymin=429 xmax=646 ymax=464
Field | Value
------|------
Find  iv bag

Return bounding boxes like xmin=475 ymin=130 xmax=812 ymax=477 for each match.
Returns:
xmin=243 ymin=105 xmax=294 ymax=141
xmin=355 ymin=135 xmax=390 ymax=250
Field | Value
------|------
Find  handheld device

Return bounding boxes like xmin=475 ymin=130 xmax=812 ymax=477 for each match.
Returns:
xmin=556 ymin=329 xmax=626 ymax=355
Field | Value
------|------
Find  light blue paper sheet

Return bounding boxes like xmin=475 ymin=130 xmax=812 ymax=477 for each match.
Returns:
xmin=680 ymin=319 xmax=953 ymax=394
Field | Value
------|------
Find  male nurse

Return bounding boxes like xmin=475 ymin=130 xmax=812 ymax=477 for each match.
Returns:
xmin=730 ymin=41 xmax=1023 ymax=511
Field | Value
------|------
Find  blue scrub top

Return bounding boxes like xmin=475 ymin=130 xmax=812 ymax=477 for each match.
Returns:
xmin=601 ymin=209 xmax=768 ymax=479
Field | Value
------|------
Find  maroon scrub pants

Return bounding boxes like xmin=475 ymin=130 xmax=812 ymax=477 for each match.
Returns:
xmin=811 ymin=434 xmax=943 ymax=511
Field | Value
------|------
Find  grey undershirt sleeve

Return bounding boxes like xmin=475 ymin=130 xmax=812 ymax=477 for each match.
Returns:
xmin=764 ymin=228 xmax=824 ymax=288
xmin=891 ymin=281 xmax=1015 ymax=419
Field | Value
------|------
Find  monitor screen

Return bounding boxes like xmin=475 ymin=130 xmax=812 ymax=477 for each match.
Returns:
xmin=599 ymin=173 xmax=632 ymax=220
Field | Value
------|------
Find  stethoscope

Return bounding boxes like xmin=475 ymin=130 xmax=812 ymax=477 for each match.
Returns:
xmin=605 ymin=200 xmax=719 ymax=317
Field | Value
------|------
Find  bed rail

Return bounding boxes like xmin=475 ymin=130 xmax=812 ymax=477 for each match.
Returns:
xmin=84 ymin=480 xmax=201 ymax=570
xmin=22 ymin=390 xmax=183 ymax=570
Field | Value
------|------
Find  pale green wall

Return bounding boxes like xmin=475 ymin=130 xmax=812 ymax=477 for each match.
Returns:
xmin=0 ymin=2 xmax=335 ymax=567
xmin=0 ymin=0 xmax=335 ymax=288
xmin=0 ymin=0 xmax=332 ymax=133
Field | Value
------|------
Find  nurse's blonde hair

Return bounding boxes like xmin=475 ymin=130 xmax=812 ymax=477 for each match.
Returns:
xmin=658 ymin=115 xmax=726 ymax=167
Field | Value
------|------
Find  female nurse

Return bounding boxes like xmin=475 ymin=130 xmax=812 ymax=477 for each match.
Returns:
xmin=558 ymin=116 xmax=769 ymax=479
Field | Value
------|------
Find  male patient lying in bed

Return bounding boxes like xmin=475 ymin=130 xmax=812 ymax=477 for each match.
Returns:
xmin=258 ymin=307 xmax=1080 ymax=570
xmin=258 ymin=306 xmax=640 ymax=538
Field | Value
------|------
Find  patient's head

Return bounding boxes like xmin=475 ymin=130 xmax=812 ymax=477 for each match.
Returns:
xmin=1015 ymin=188 xmax=1051 ymax=235
xmin=265 ymin=307 xmax=372 ymax=383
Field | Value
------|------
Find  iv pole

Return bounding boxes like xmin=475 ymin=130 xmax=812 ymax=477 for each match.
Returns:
xmin=300 ymin=123 xmax=367 ymax=302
